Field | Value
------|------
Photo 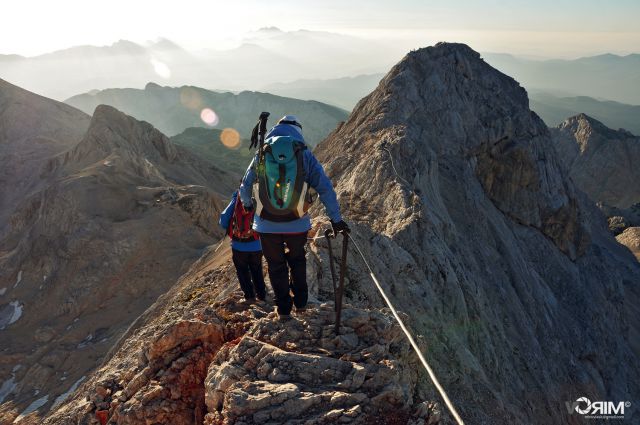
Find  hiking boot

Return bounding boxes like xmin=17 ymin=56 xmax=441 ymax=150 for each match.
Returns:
xmin=240 ymin=297 xmax=256 ymax=305
xmin=295 ymin=306 xmax=307 ymax=314
xmin=278 ymin=313 xmax=292 ymax=322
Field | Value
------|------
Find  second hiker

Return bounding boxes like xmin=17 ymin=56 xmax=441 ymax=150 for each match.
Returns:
xmin=240 ymin=114 xmax=349 ymax=320
xmin=219 ymin=189 xmax=267 ymax=303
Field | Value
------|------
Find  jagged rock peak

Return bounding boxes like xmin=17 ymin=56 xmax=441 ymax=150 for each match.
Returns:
xmin=557 ymin=113 xmax=635 ymax=140
xmin=81 ymin=104 xmax=177 ymax=161
xmin=319 ymin=41 xmax=589 ymax=258
xmin=342 ymin=42 xmax=530 ymax=139
xmin=551 ymin=113 xmax=640 ymax=208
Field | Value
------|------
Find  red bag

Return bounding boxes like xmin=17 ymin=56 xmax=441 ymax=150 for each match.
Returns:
xmin=228 ymin=197 xmax=258 ymax=242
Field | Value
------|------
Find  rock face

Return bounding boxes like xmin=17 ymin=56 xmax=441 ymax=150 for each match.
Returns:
xmin=0 ymin=89 xmax=236 ymax=423
xmin=315 ymin=43 xmax=640 ymax=424
xmin=65 ymin=84 xmax=349 ymax=145
xmin=551 ymin=113 xmax=640 ymax=209
xmin=0 ymin=78 xmax=91 ymax=234
xmin=32 ymin=43 xmax=640 ymax=425
xmin=617 ymin=227 xmax=640 ymax=261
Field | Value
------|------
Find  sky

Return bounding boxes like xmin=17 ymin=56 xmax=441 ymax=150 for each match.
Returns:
xmin=2 ymin=0 xmax=639 ymax=58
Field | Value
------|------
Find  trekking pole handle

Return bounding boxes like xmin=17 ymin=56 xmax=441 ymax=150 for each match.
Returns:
xmin=258 ymin=112 xmax=270 ymax=136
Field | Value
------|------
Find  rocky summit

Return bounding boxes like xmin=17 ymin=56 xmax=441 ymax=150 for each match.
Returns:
xmin=11 ymin=43 xmax=640 ymax=425
xmin=550 ymin=114 xmax=640 ymax=257
xmin=315 ymin=43 xmax=639 ymax=423
xmin=550 ymin=113 xmax=640 ymax=210
xmin=0 ymin=88 xmax=236 ymax=423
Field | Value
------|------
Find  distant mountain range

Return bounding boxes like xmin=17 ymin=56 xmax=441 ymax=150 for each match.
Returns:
xmin=531 ymin=92 xmax=640 ymax=135
xmin=263 ymin=74 xmax=386 ymax=110
xmin=483 ymin=52 xmax=640 ymax=105
xmin=1 ymin=31 xmax=638 ymax=107
xmin=65 ymin=83 xmax=348 ymax=145
xmin=0 ymin=29 xmax=400 ymax=101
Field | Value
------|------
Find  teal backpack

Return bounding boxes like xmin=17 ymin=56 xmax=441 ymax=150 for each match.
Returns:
xmin=253 ymin=135 xmax=310 ymax=222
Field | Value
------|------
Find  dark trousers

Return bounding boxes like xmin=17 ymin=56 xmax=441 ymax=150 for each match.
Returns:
xmin=259 ymin=232 xmax=308 ymax=315
xmin=232 ymin=249 xmax=266 ymax=300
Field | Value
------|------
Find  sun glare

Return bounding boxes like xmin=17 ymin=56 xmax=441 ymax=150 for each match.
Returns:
xmin=200 ymin=108 xmax=219 ymax=126
xmin=220 ymin=128 xmax=241 ymax=149
xmin=150 ymin=58 xmax=171 ymax=79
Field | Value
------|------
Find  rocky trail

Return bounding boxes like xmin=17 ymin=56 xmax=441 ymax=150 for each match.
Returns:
xmin=42 ymin=234 xmax=443 ymax=425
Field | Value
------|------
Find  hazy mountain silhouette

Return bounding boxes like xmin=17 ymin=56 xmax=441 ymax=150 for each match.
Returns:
xmin=483 ymin=52 xmax=640 ymax=105
xmin=0 ymin=30 xmax=400 ymax=101
xmin=0 ymin=39 xmax=197 ymax=100
xmin=2 ymin=32 xmax=637 ymax=105
xmin=264 ymin=73 xmax=386 ymax=110
xmin=65 ymin=83 xmax=348 ymax=145
xmin=530 ymin=92 xmax=640 ymax=134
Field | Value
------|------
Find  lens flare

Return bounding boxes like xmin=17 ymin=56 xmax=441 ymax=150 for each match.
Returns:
xmin=180 ymin=87 xmax=203 ymax=110
xmin=150 ymin=58 xmax=171 ymax=79
xmin=200 ymin=108 xmax=219 ymax=126
xmin=220 ymin=128 xmax=241 ymax=149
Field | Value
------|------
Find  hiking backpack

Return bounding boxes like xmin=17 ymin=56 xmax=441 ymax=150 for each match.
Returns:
xmin=228 ymin=196 xmax=258 ymax=242
xmin=253 ymin=135 xmax=311 ymax=222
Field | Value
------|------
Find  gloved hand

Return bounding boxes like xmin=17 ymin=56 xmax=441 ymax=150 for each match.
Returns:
xmin=331 ymin=220 xmax=350 ymax=234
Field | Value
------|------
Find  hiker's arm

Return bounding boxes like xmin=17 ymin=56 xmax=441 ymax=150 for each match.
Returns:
xmin=239 ymin=156 xmax=257 ymax=207
xmin=218 ymin=192 xmax=237 ymax=229
xmin=304 ymin=151 xmax=342 ymax=223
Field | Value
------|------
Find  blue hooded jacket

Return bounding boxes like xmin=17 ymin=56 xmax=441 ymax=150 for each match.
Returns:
xmin=239 ymin=123 xmax=342 ymax=233
xmin=218 ymin=191 xmax=262 ymax=251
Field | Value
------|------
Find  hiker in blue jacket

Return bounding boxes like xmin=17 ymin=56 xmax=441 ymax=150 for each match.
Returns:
xmin=219 ymin=190 xmax=266 ymax=303
xmin=240 ymin=115 xmax=349 ymax=320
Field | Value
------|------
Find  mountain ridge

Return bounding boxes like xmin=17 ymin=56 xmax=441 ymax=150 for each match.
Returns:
xmin=39 ymin=42 xmax=640 ymax=425
xmin=0 ymin=84 xmax=235 ymax=423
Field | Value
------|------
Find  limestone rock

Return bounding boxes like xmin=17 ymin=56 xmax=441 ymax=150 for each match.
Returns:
xmin=551 ymin=113 xmax=640 ymax=209
xmin=617 ymin=227 xmax=640 ymax=260
xmin=204 ymin=304 xmax=418 ymax=424
xmin=315 ymin=43 xmax=640 ymax=424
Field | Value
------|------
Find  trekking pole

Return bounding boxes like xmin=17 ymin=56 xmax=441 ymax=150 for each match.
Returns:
xmin=334 ymin=231 xmax=349 ymax=335
xmin=257 ymin=111 xmax=270 ymax=158
xmin=324 ymin=228 xmax=338 ymax=310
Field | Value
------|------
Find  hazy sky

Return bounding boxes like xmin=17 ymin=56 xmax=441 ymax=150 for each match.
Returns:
xmin=3 ymin=0 xmax=639 ymax=58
